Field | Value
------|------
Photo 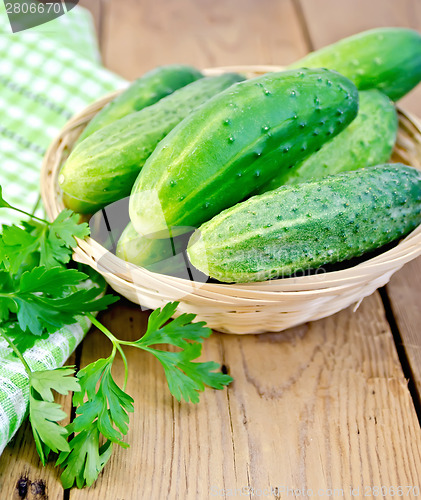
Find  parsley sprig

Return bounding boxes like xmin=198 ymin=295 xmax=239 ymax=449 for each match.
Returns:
xmin=0 ymin=186 xmax=232 ymax=489
xmin=0 ymin=266 xmax=118 ymax=335
xmin=58 ymin=303 xmax=232 ymax=489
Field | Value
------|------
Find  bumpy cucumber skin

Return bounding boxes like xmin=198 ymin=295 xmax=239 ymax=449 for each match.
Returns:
xmin=187 ymin=164 xmax=421 ymax=283
xmin=261 ymin=89 xmax=398 ymax=191
xmin=288 ymin=28 xmax=421 ymax=101
xmin=129 ymin=68 xmax=359 ymax=238
xmin=77 ymin=65 xmax=203 ymax=143
xmin=60 ymin=73 xmax=244 ymax=214
xmin=116 ymin=221 xmax=188 ymax=275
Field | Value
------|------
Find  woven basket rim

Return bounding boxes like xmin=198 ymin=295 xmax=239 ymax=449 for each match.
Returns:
xmin=41 ymin=64 xmax=421 ymax=295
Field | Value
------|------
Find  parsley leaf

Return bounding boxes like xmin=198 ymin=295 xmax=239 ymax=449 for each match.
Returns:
xmin=30 ymin=366 xmax=80 ymax=401
xmin=1 ymin=321 xmax=48 ymax=352
xmin=0 ymin=211 xmax=89 ymax=272
xmin=36 ymin=210 xmax=89 ymax=268
xmin=58 ymin=357 xmax=134 ymax=488
xmin=48 ymin=209 xmax=90 ymax=251
xmin=133 ymin=302 xmax=233 ymax=403
xmin=29 ymin=367 xmax=80 ymax=465
xmin=0 ymin=270 xmax=14 ymax=322
xmin=30 ymin=397 xmax=69 ymax=465
xmin=57 ymin=424 xmax=113 ymax=489
xmin=0 ymin=187 xmax=233 ymax=490
xmin=55 ymin=302 xmax=232 ymax=488
xmin=0 ymin=267 xmax=118 ymax=335
xmin=72 ymin=358 xmax=134 ymax=445
xmin=0 ymin=224 xmax=39 ymax=274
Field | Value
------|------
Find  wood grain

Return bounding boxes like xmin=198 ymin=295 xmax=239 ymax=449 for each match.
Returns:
xmin=1 ymin=1 xmax=421 ymax=498
xmin=298 ymin=0 xmax=421 ymax=400
xmin=298 ymin=0 xmax=421 ymax=116
xmin=67 ymin=295 xmax=421 ymax=499
xmin=100 ymin=0 xmax=308 ymax=79
xmin=387 ymin=257 xmax=421 ymax=395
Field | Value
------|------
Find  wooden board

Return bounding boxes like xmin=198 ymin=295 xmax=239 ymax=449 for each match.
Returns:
xmin=100 ymin=0 xmax=309 ymax=79
xmin=67 ymin=295 xmax=421 ymax=499
xmin=298 ymin=0 xmax=421 ymax=116
xmin=387 ymin=257 xmax=421 ymax=395
xmin=299 ymin=0 xmax=421 ymax=405
xmin=1 ymin=1 xmax=421 ymax=498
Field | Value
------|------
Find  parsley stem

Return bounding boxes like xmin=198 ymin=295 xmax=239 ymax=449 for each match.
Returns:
xmin=0 ymin=327 xmax=32 ymax=376
xmin=116 ymin=345 xmax=129 ymax=390
xmin=86 ymin=313 xmax=129 ymax=390
xmin=10 ymin=206 xmax=49 ymax=224
xmin=30 ymin=194 xmax=42 ymax=217
xmin=86 ymin=313 xmax=119 ymax=343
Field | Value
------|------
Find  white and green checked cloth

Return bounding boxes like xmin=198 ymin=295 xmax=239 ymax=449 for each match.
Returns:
xmin=0 ymin=5 xmax=127 ymax=454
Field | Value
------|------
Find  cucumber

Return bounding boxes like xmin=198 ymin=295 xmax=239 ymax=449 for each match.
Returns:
xmin=187 ymin=164 xmax=421 ymax=283
xmin=116 ymin=222 xmax=189 ymax=275
xmin=60 ymin=73 xmax=245 ymax=214
xmin=77 ymin=65 xmax=203 ymax=142
xmin=129 ymin=68 xmax=359 ymax=238
xmin=260 ymin=89 xmax=398 ymax=191
xmin=288 ymin=28 xmax=421 ymax=101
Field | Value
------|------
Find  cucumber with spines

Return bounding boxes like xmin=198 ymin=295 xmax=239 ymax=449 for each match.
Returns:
xmin=288 ymin=28 xmax=421 ymax=101
xmin=77 ymin=65 xmax=203 ymax=142
xmin=60 ymin=73 xmax=245 ymax=214
xmin=260 ymin=89 xmax=398 ymax=191
xmin=187 ymin=164 xmax=421 ymax=283
xmin=129 ymin=68 xmax=359 ymax=238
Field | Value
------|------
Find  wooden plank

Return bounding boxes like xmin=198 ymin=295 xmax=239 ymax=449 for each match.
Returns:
xmin=0 ymin=356 xmax=75 ymax=500
xmin=100 ymin=0 xmax=309 ymax=79
xmin=387 ymin=257 xmax=421 ymax=395
xmin=298 ymin=0 xmax=421 ymax=115
xmin=298 ymin=0 xmax=421 ymax=399
xmin=1 ymin=0 xmax=309 ymax=495
xmin=65 ymin=294 xmax=421 ymax=499
xmin=2 ymin=1 xmax=420 ymax=497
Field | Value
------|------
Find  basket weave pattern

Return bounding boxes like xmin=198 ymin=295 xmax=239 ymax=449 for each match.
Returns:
xmin=41 ymin=66 xmax=421 ymax=334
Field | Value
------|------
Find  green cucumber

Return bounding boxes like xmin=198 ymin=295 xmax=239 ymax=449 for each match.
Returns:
xmin=187 ymin=164 xmax=421 ymax=283
xmin=77 ymin=65 xmax=203 ymax=142
xmin=129 ymin=68 xmax=359 ymax=238
xmin=60 ymin=73 xmax=244 ymax=214
xmin=260 ymin=89 xmax=398 ymax=191
xmin=288 ymin=28 xmax=421 ymax=101
xmin=116 ymin=222 xmax=189 ymax=275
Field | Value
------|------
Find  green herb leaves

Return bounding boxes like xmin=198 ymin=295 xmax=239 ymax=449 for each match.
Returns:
xmin=0 ymin=210 xmax=89 ymax=272
xmin=0 ymin=185 xmax=233 ymax=490
xmin=133 ymin=302 xmax=233 ymax=403
xmin=57 ymin=426 xmax=113 ymax=489
xmin=58 ymin=357 xmax=134 ymax=488
xmin=29 ymin=367 xmax=80 ymax=465
xmin=0 ymin=267 xmax=118 ymax=335
xmin=72 ymin=358 xmax=134 ymax=447
xmin=57 ymin=302 xmax=233 ymax=489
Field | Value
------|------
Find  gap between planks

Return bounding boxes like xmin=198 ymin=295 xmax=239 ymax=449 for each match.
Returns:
xmin=297 ymin=0 xmax=421 ymax=415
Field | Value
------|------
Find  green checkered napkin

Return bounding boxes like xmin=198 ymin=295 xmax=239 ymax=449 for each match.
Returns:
xmin=0 ymin=294 xmax=94 ymax=455
xmin=0 ymin=4 xmax=127 ymax=225
xmin=0 ymin=6 xmax=127 ymax=454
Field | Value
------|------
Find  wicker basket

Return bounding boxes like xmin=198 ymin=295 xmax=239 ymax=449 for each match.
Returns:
xmin=41 ymin=65 xmax=421 ymax=334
